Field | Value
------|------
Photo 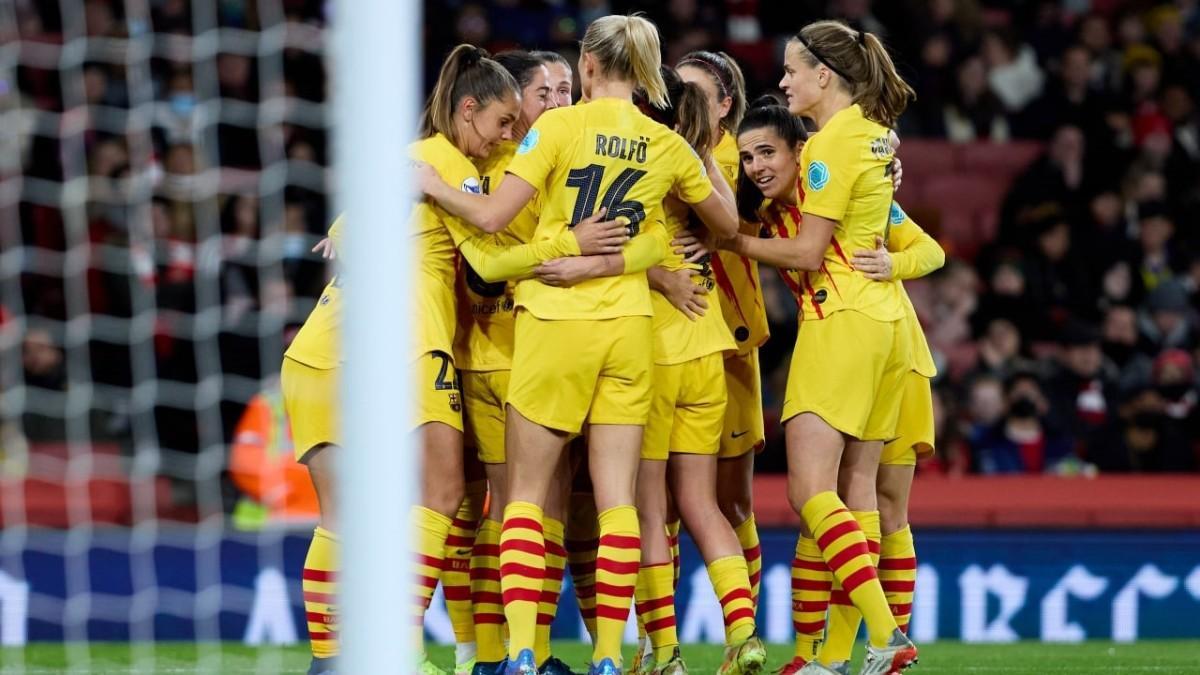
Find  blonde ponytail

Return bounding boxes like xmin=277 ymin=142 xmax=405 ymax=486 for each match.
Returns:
xmin=792 ymin=21 xmax=915 ymax=128
xmin=581 ymin=14 xmax=667 ymax=107
xmin=420 ymin=44 xmax=520 ymax=144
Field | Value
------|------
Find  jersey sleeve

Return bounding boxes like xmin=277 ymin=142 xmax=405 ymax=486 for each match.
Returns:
xmin=455 ymin=229 xmax=581 ymax=283
xmin=800 ymin=129 xmax=856 ymax=222
xmin=504 ymin=110 xmax=568 ymax=194
xmin=886 ymin=204 xmax=945 ymax=280
xmin=620 ymin=215 xmax=670 ymax=274
xmin=669 ymin=133 xmax=715 ymax=205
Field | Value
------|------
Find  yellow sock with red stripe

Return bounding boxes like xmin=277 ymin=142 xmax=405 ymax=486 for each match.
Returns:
xmin=791 ymin=535 xmax=830 ymax=661
xmin=635 ymin=563 xmax=678 ymax=662
xmin=500 ymin=501 xmax=545 ymax=660
xmin=802 ymin=492 xmax=897 ymax=648
xmin=594 ymin=505 xmax=640 ymax=665
xmin=880 ymin=526 xmax=917 ymax=634
xmin=734 ymin=515 xmax=763 ymax=613
xmin=566 ymin=493 xmax=599 ymax=643
xmin=302 ymin=526 xmax=339 ymax=658
xmin=471 ymin=518 xmax=506 ymax=662
xmin=535 ymin=517 xmax=566 ymax=665
xmin=708 ymin=555 xmax=756 ymax=645
xmin=666 ymin=518 xmax=681 ymax=589
xmin=819 ymin=511 xmax=881 ymax=664
xmin=445 ymin=489 xmax=484 ymax=652
xmin=412 ymin=506 xmax=452 ymax=652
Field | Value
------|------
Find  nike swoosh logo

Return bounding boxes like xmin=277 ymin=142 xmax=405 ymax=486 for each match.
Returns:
xmin=731 ymin=430 xmax=750 ymax=438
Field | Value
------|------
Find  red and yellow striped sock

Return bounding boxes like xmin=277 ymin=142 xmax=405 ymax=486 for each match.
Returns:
xmin=412 ymin=506 xmax=452 ymax=652
xmin=594 ymin=505 xmax=640 ymax=665
xmin=445 ymin=489 xmax=484 ymax=651
xmin=535 ymin=517 xmax=567 ymax=665
xmin=302 ymin=526 xmax=339 ymax=658
xmin=734 ymin=515 xmax=762 ymax=613
xmin=471 ymin=518 xmax=506 ymax=662
xmin=819 ymin=511 xmax=881 ymax=664
xmin=500 ymin=501 xmax=545 ymax=660
xmin=566 ymin=494 xmax=599 ymax=643
xmin=635 ymin=562 xmax=678 ymax=662
xmin=880 ymin=526 xmax=917 ymax=634
xmin=801 ymin=492 xmax=897 ymax=648
xmin=791 ymin=534 xmax=830 ymax=661
xmin=666 ymin=518 xmax=681 ymax=589
xmin=708 ymin=555 xmax=756 ymax=645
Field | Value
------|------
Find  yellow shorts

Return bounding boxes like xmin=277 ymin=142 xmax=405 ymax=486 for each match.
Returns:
xmin=880 ymin=371 xmax=935 ymax=465
xmin=642 ymin=352 xmax=727 ymax=461
xmin=718 ymin=349 xmax=765 ymax=458
xmin=462 ymin=369 xmax=510 ymax=464
xmin=507 ymin=312 xmax=653 ymax=433
xmin=414 ymin=351 xmax=463 ymax=432
xmin=281 ymin=356 xmax=340 ymax=462
xmin=782 ymin=310 xmax=910 ymax=441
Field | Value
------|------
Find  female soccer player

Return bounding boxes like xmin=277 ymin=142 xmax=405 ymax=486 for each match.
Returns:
xmin=724 ymin=22 xmax=919 ymax=675
xmin=674 ymin=49 xmax=769 ymax=617
xmin=417 ymin=14 xmax=738 ymax=675
xmin=814 ymin=203 xmax=943 ymax=674
xmin=532 ymin=50 xmax=574 ymax=109
xmin=624 ymin=66 xmax=762 ymax=675
xmin=456 ymin=48 xmax=653 ymax=675
xmin=282 ymin=44 xmax=522 ymax=675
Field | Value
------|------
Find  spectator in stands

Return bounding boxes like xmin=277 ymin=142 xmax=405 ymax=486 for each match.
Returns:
xmin=1133 ymin=201 xmax=1184 ymax=292
xmin=1020 ymin=206 xmax=1094 ymax=325
xmin=21 ymin=326 xmax=67 ymax=442
xmin=1045 ymin=321 xmax=1117 ymax=453
xmin=1102 ymin=304 xmax=1151 ymax=385
xmin=982 ymin=27 xmax=1045 ymax=113
xmin=1139 ymin=279 xmax=1196 ymax=356
xmin=942 ymin=53 xmax=1011 ymax=142
xmin=1018 ymin=44 xmax=1116 ymax=161
xmin=1001 ymin=126 xmax=1090 ymax=236
xmin=971 ymin=370 xmax=1073 ymax=474
xmin=1160 ymin=84 xmax=1200 ymax=206
xmin=1077 ymin=12 xmax=1121 ymax=91
xmin=973 ymin=256 xmax=1039 ymax=340
xmin=1089 ymin=380 xmax=1195 ymax=473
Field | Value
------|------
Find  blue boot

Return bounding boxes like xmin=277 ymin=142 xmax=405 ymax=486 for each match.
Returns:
xmin=587 ymin=657 xmax=621 ymax=675
xmin=502 ymin=649 xmax=539 ymax=675
xmin=307 ymin=656 xmax=336 ymax=675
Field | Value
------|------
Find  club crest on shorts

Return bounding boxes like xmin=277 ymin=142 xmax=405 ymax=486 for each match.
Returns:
xmin=517 ymin=128 xmax=539 ymax=155
xmin=807 ymin=161 xmax=829 ymax=191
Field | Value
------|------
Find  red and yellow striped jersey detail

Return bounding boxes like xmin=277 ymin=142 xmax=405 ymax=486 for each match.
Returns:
xmin=711 ymin=132 xmax=769 ymax=352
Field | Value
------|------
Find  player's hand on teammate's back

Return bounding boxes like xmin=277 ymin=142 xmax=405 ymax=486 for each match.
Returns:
xmin=535 ymin=257 xmax=606 ymax=287
xmin=572 ymin=207 xmax=629 ymax=255
xmin=671 ymin=231 xmax=710 ymax=263
xmin=411 ymin=160 xmax=443 ymax=199
xmin=658 ymin=267 xmax=708 ymax=320
xmin=853 ymin=236 xmax=894 ymax=280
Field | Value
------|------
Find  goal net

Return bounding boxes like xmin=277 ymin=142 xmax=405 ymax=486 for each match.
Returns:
xmin=1 ymin=0 xmax=417 ymax=671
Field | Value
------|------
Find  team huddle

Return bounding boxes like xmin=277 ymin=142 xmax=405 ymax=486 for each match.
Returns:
xmin=282 ymin=13 xmax=943 ymax=675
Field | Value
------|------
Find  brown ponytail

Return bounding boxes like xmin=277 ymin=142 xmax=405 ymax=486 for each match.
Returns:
xmin=791 ymin=20 xmax=915 ymax=128
xmin=677 ymin=50 xmax=748 ymax=134
xmin=634 ymin=65 xmax=713 ymax=158
xmin=581 ymin=14 xmax=668 ymax=108
xmin=420 ymin=44 xmax=520 ymax=144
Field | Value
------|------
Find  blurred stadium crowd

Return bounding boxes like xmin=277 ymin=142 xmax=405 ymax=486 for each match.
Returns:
xmin=5 ymin=1 xmax=1200 ymax=515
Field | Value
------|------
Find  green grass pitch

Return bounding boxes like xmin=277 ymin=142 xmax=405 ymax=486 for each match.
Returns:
xmin=4 ymin=641 xmax=1199 ymax=673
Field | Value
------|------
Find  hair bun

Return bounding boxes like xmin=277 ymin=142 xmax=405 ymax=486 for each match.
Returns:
xmin=462 ymin=46 xmax=487 ymax=67
xmin=749 ymin=93 xmax=784 ymax=110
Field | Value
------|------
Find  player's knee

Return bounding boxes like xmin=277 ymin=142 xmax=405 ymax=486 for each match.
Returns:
xmin=423 ymin=475 xmax=466 ymax=518
xmin=877 ymin=489 xmax=908 ymax=534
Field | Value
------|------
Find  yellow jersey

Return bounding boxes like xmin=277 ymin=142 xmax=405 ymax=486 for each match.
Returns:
xmin=710 ymin=131 xmax=770 ymax=352
xmin=798 ymin=104 xmax=906 ymax=323
xmin=651 ymin=197 xmax=736 ymax=365
xmin=454 ymin=140 xmax=540 ymax=372
xmin=505 ymin=98 xmax=714 ymax=320
xmin=887 ymin=203 xmax=943 ymax=378
xmin=285 ymin=217 xmax=345 ymax=369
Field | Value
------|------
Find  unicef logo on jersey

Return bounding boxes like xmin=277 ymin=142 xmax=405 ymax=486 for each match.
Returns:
xmin=461 ymin=176 xmax=482 ymax=194
xmin=807 ymin=161 xmax=830 ymax=191
xmin=517 ymin=128 xmax=539 ymax=155
xmin=890 ymin=203 xmax=906 ymax=225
